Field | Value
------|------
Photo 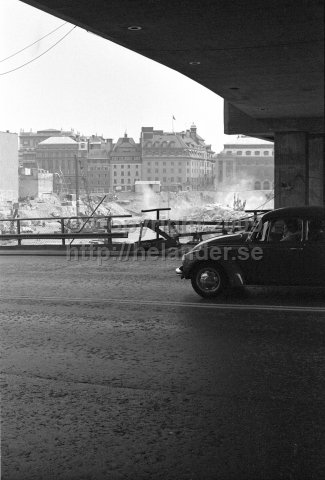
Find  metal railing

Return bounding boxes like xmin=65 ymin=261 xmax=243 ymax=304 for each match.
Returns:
xmin=0 ymin=212 xmax=258 ymax=247
xmin=0 ymin=215 xmax=130 ymax=246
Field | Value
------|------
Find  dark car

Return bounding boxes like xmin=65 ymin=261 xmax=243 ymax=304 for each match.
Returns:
xmin=176 ymin=206 xmax=325 ymax=298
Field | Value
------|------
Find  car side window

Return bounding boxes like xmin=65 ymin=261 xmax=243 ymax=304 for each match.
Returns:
xmin=307 ymin=217 xmax=325 ymax=242
xmin=267 ymin=219 xmax=285 ymax=242
xmin=267 ymin=217 xmax=303 ymax=242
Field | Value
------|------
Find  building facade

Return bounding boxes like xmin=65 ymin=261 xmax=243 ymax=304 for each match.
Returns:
xmin=85 ymin=136 xmax=113 ymax=194
xmin=140 ymin=125 xmax=214 ymax=191
xmin=216 ymin=136 xmax=274 ymax=191
xmin=35 ymin=137 xmax=87 ymax=195
xmin=110 ymin=134 xmax=142 ymax=192
xmin=19 ymin=128 xmax=83 ymax=167
xmin=19 ymin=167 xmax=53 ymax=199
xmin=19 ymin=125 xmax=216 ymax=195
xmin=0 ymin=131 xmax=19 ymax=202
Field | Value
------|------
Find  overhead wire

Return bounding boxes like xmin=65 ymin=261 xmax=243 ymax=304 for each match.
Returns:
xmin=0 ymin=25 xmax=76 ymax=76
xmin=0 ymin=22 xmax=68 ymax=64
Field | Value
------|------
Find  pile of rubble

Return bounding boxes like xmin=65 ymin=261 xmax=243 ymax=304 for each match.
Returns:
xmin=173 ymin=203 xmax=247 ymax=222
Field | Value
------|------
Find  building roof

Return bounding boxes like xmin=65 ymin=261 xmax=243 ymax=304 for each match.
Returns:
xmin=142 ymin=129 xmax=209 ymax=151
xmin=112 ymin=134 xmax=138 ymax=151
xmin=38 ymin=136 xmax=77 ymax=145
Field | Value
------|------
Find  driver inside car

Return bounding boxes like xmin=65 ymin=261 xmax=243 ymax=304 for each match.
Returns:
xmin=281 ymin=218 xmax=301 ymax=242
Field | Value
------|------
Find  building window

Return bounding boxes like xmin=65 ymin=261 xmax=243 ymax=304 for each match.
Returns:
xmin=178 ymin=168 xmax=182 ymax=173
xmin=263 ymin=151 xmax=269 ymax=156
xmin=236 ymin=151 xmax=242 ymax=155
xmin=163 ymin=168 xmax=166 ymax=173
xmin=128 ymin=171 xmax=130 ymax=176
xmin=263 ymin=180 xmax=270 ymax=190
xmin=245 ymin=151 xmax=251 ymax=155
xmin=254 ymin=151 xmax=260 ymax=155
xmin=163 ymin=177 xmax=167 ymax=182
xmin=114 ymin=179 xmax=117 ymax=184
xmin=114 ymin=171 xmax=117 ymax=176
xmin=155 ymin=168 xmax=158 ymax=173
xmin=226 ymin=151 xmax=232 ymax=155
xmin=155 ymin=177 xmax=159 ymax=181
xmin=121 ymin=179 xmax=124 ymax=184
xmin=177 ymin=177 xmax=182 ymax=183
xmin=121 ymin=171 xmax=124 ymax=176
xmin=170 ymin=177 xmax=174 ymax=182
xmin=121 ymin=164 xmax=124 ymax=168
xmin=147 ymin=168 xmax=151 ymax=173
xmin=254 ymin=180 xmax=261 ymax=190
xmin=128 ymin=179 xmax=131 ymax=184
xmin=128 ymin=165 xmax=131 ymax=168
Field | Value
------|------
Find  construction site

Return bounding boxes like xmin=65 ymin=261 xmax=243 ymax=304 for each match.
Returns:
xmin=0 ymin=185 xmax=271 ymax=253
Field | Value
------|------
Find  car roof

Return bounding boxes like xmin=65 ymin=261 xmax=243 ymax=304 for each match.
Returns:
xmin=262 ymin=206 xmax=325 ymax=221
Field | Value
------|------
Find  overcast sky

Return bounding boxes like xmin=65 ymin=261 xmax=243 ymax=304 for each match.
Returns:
xmin=0 ymin=0 xmax=234 ymax=151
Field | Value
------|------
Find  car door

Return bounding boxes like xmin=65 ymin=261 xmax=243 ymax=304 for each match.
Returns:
xmin=303 ymin=217 xmax=325 ymax=285
xmin=248 ymin=217 xmax=305 ymax=285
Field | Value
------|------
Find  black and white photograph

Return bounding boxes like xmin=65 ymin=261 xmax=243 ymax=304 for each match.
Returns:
xmin=0 ymin=1 xmax=324 ymax=478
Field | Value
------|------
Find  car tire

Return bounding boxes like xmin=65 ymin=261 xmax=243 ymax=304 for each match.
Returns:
xmin=190 ymin=262 xmax=227 ymax=298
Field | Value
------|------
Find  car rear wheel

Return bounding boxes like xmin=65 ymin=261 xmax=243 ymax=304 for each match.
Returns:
xmin=191 ymin=262 xmax=227 ymax=298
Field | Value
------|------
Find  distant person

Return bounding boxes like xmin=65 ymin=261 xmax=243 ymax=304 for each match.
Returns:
xmin=281 ymin=218 xmax=301 ymax=242
xmin=169 ymin=221 xmax=180 ymax=243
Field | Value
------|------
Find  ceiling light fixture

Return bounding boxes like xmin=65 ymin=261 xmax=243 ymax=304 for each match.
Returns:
xmin=127 ymin=26 xmax=142 ymax=31
xmin=189 ymin=61 xmax=201 ymax=65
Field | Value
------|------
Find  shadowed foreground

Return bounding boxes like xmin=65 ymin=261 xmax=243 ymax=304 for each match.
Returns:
xmin=1 ymin=256 xmax=325 ymax=479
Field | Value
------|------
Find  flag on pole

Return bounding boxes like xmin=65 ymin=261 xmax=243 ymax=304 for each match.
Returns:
xmin=173 ymin=115 xmax=176 ymax=120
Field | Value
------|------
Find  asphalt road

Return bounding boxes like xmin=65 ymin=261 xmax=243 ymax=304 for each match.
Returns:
xmin=1 ymin=255 xmax=325 ymax=480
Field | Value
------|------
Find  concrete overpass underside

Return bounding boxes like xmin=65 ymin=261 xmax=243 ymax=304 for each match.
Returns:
xmin=22 ymin=0 xmax=324 ymax=207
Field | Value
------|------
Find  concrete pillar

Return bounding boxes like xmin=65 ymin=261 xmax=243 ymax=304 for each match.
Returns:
xmin=308 ymin=135 xmax=324 ymax=206
xmin=274 ymin=132 xmax=324 ymax=208
xmin=274 ymin=132 xmax=309 ymax=208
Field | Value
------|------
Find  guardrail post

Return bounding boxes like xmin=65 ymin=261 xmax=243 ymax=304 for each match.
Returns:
xmin=61 ymin=219 xmax=65 ymax=246
xmin=17 ymin=219 xmax=21 ymax=246
xmin=107 ymin=217 xmax=112 ymax=246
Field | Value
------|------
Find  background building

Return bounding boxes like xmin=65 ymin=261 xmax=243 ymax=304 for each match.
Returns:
xmin=0 ymin=131 xmax=18 ymax=202
xmin=141 ymin=125 xmax=214 ymax=191
xmin=19 ymin=128 xmax=83 ymax=167
xmin=35 ymin=136 xmax=87 ymax=195
xmin=110 ymin=134 xmax=141 ymax=192
xmin=19 ymin=167 xmax=53 ymax=199
xmin=216 ymin=136 xmax=274 ymax=192
xmin=18 ymin=125 xmax=217 ymax=195
xmin=86 ymin=136 xmax=113 ymax=194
